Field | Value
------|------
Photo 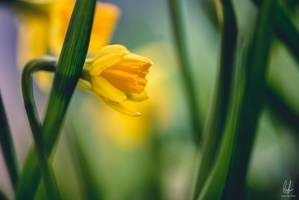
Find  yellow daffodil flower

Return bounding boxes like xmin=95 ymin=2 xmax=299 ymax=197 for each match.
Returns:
xmin=81 ymin=43 xmax=170 ymax=148
xmin=81 ymin=44 xmax=153 ymax=117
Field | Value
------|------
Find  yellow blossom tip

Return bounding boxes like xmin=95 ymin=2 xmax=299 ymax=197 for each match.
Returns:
xmin=90 ymin=45 xmax=129 ymax=76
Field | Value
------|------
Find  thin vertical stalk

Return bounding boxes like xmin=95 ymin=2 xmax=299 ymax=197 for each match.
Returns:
xmin=191 ymin=0 xmax=237 ymax=198
xmin=16 ymin=0 xmax=97 ymax=199
xmin=167 ymin=0 xmax=202 ymax=143
xmin=0 ymin=92 xmax=19 ymax=188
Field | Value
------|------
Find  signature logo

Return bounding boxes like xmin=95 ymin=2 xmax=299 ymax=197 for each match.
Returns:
xmin=282 ymin=180 xmax=294 ymax=194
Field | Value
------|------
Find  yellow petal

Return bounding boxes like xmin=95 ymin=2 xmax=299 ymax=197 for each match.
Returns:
xmin=90 ymin=44 xmax=129 ymax=76
xmin=100 ymin=97 xmax=141 ymax=117
xmin=123 ymin=53 xmax=153 ymax=66
xmin=126 ymin=91 xmax=149 ymax=101
xmin=91 ymin=76 xmax=126 ymax=102
xmin=98 ymin=51 xmax=152 ymax=94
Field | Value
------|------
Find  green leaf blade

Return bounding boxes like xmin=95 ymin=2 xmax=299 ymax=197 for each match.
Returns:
xmin=16 ymin=0 xmax=97 ymax=199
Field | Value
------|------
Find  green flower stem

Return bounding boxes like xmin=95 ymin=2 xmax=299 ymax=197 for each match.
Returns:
xmin=167 ymin=0 xmax=202 ymax=143
xmin=191 ymin=0 xmax=237 ymax=198
xmin=16 ymin=0 xmax=96 ymax=199
xmin=21 ymin=57 xmax=61 ymax=200
xmin=198 ymin=0 xmax=277 ymax=199
xmin=0 ymin=92 xmax=19 ymax=188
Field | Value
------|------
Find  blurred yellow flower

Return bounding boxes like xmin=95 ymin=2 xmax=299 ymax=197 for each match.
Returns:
xmin=17 ymin=9 xmax=50 ymax=69
xmin=82 ymin=44 xmax=153 ymax=117
xmin=17 ymin=7 xmax=52 ymax=91
xmin=17 ymin=0 xmax=120 ymax=91
xmin=50 ymin=0 xmax=120 ymax=55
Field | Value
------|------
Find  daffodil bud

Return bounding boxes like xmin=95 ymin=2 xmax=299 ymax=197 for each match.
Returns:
xmin=81 ymin=44 xmax=153 ymax=117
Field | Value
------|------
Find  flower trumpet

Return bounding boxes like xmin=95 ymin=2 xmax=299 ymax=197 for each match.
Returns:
xmin=81 ymin=44 xmax=153 ymax=117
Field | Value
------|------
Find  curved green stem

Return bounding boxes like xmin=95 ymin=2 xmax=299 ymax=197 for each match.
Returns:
xmin=21 ymin=56 xmax=61 ymax=200
xmin=0 ymin=92 xmax=19 ymax=188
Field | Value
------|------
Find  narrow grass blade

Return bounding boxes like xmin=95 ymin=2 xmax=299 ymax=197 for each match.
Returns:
xmin=0 ymin=92 xmax=19 ymax=188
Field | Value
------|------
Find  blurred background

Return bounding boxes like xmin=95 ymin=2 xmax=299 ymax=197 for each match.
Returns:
xmin=1 ymin=0 xmax=299 ymax=199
